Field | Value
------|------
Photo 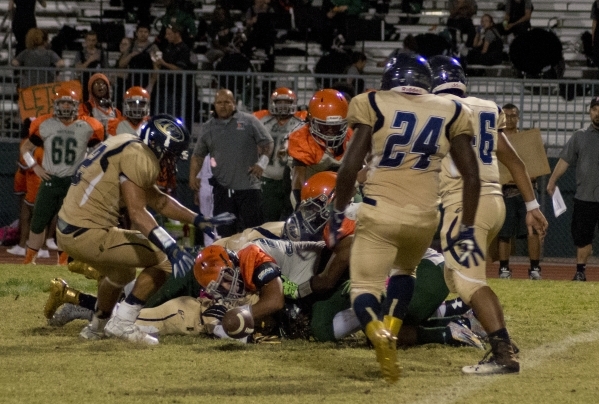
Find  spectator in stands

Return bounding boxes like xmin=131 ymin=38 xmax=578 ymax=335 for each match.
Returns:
xmin=498 ymin=0 xmax=533 ymax=37
xmin=243 ymin=0 xmax=277 ymax=71
xmin=321 ymin=0 xmax=364 ymax=49
xmin=150 ymin=24 xmax=196 ymax=127
xmin=11 ymin=28 xmax=65 ymax=89
xmin=591 ymin=0 xmax=599 ymax=66
xmin=376 ymin=34 xmax=419 ymax=67
xmin=122 ymin=0 xmax=153 ymax=25
xmin=121 ymin=24 xmax=161 ymax=90
xmin=446 ymin=0 xmax=477 ymax=48
xmin=114 ymin=37 xmax=134 ymax=111
xmin=467 ymin=14 xmax=504 ymax=66
xmin=547 ymin=97 xmax=599 ymax=282
xmin=154 ymin=0 xmax=197 ymax=49
xmin=8 ymin=0 xmax=46 ymax=56
xmin=203 ymin=7 xmax=235 ymax=69
xmin=497 ymin=104 xmax=543 ymax=280
xmin=75 ymin=31 xmax=106 ymax=102
xmin=189 ymin=89 xmax=274 ymax=237
xmin=345 ymin=51 xmax=367 ymax=95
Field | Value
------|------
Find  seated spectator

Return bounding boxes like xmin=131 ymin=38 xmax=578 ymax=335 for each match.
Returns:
xmin=154 ymin=0 xmax=197 ymax=49
xmin=345 ymin=51 xmax=367 ymax=95
xmin=498 ymin=0 xmax=533 ymax=37
xmin=75 ymin=31 xmax=106 ymax=101
xmin=11 ymin=28 xmax=65 ymax=89
xmin=122 ymin=24 xmax=161 ymax=89
xmin=114 ymin=37 xmax=134 ymax=110
xmin=467 ymin=14 xmax=504 ymax=66
xmin=321 ymin=0 xmax=364 ymax=50
xmin=243 ymin=0 xmax=277 ymax=71
xmin=446 ymin=0 xmax=477 ymax=48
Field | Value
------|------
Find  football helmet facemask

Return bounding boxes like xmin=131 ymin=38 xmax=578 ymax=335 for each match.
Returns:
xmin=123 ymin=86 xmax=150 ymax=119
xmin=308 ymin=89 xmax=348 ymax=149
xmin=53 ymin=87 xmax=80 ymax=119
xmin=269 ymin=87 xmax=297 ymax=116
xmin=381 ymin=53 xmax=432 ymax=94
xmin=194 ymin=245 xmax=245 ymax=300
xmin=428 ymin=55 xmax=467 ymax=95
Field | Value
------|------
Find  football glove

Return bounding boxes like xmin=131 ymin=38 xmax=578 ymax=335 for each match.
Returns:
xmin=165 ymin=244 xmax=195 ymax=278
xmin=193 ymin=212 xmax=236 ymax=227
xmin=444 ymin=224 xmax=484 ymax=268
xmin=281 ymin=275 xmax=299 ymax=299
xmin=327 ymin=207 xmax=345 ymax=249
xmin=203 ymin=304 xmax=228 ymax=322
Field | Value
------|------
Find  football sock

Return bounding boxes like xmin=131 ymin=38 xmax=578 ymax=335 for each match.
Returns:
xmin=416 ymin=326 xmax=452 ymax=345
xmin=499 ymin=260 xmax=509 ymax=269
xmin=115 ymin=301 xmax=142 ymax=323
xmin=577 ymin=263 xmax=586 ymax=273
xmin=78 ymin=293 xmax=98 ymax=312
xmin=125 ymin=293 xmax=146 ymax=306
xmin=488 ymin=327 xmax=510 ymax=343
xmin=353 ymin=293 xmax=381 ymax=329
xmin=530 ymin=260 xmax=540 ymax=268
xmin=382 ymin=275 xmax=415 ymax=320
xmin=440 ymin=297 xmax=470 ymax=317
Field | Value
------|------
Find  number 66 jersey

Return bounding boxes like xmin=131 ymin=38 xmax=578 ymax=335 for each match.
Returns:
xmin=347 ymin=90 xmax=474 ymax=211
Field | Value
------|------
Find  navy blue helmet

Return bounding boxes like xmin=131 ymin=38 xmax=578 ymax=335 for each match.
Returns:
xmin=140 ymin=114 xmax=190 ymax=161
xmin=428 ymin=55 xmax=467 ymax=95
xmin=381 ymin=53 xmax=432 ymax=94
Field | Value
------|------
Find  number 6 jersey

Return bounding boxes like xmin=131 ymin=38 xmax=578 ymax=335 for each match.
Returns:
xmin=347 ymin=90 xmax=474 ymax=211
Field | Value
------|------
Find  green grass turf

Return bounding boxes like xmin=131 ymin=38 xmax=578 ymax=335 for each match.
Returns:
xmin=1 ymin=264 xmax=599 ymax=403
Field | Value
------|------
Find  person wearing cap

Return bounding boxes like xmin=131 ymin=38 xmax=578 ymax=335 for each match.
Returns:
xmin=547 ymin=97 xmax=599 ymax=281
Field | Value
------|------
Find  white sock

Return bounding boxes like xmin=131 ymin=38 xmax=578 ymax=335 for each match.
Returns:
xmin=333 ymin=308 xmax=362 ymax=340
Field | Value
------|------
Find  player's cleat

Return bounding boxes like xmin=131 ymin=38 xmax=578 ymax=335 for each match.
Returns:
xmin=572 ymin=271 xmax=586 ymax=282
xmin=498 ymin=267 xmax=512 ymax=279
xmin=462 ymin=310 xmax=487 ymax=340
xmin=462 ymin=336 xmax=519 ymax=375
xmin=23 ymin=248 xmax=37 ymax=265
xmin=57 ymin=251 xmax=69 ymax=266
xmin=448 ymin=321 xmax=485 ymax=350
xmin=37 ymin=249 xmax=50 ymax=259
xmin=365 ymin=320 xmax=401 ymax=384
xmin=48 ymin=303 xmax=93 ymax=327
xmin=46 ymin=238 xmax=58 ymax=250
xmin=104 ymin=316 xmax=159 ymax=345
xmin=7 ymin=245 xmax=26 ymax=256
xmin=68 ymin=260 xmax=102 ymax=281
xmin=80 ymin=316 xmax=108 ymax=340
xmin=529 ymin=266 xmax=542 ymax=280
xmin=44 ymin=278 xmax=80 ymax=319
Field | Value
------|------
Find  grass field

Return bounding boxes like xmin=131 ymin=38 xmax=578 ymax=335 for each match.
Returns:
xmin=1 ymin=264 xmax=599 ymax=404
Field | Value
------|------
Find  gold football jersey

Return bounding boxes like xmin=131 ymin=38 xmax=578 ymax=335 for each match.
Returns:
xmin=438 ymin=94 xmax=505 ymax=207
xmin=59 ymin=134 xmax=160 ymax=229
xmin=348 ymin=90 xmax=474 ymax=211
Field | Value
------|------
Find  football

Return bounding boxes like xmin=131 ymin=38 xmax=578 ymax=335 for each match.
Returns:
xmin=222 ymin=307 xmax=255 ymax=339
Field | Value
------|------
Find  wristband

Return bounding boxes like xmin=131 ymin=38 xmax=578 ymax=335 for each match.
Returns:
xmin=256 ymin=154 xmax=269 ymax=170
xmin=148 ymin=226 xmax=176 ymax=253
xmin=23 ymin=151 xmax=36 ymax=168
xmin=193 ymin=214 xmax=205 ymax=227
xmin=525 ymin=199 xmax=540 ymax=211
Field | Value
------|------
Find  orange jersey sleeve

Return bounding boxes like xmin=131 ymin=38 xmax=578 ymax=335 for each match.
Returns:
xmin=28 ymin=114 xmax=52 ymax=143
xmin=106 ymin=117 xmax=124 ymax=136
xmin=294 ymin=110 xmax=308 ymax=120
xmin=253 ymin=110 xmax=270 ymax=120
xmin=237 ymin=244 xmax=277 ymax=292
xmin=323 ymin=217 xmax=356 ymax=249
xmin=288 ymin=125 xmax=325 ymax=165
xmin=80 ymin=115 xmax=106 ymax=144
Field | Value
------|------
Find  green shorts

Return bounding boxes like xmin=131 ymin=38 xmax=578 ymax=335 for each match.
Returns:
xmin=30 ymin=176 xmax=72 ymax=234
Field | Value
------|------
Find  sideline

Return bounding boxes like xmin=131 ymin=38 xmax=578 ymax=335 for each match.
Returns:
xmin=412 ymin=328 xmax=599 ymax=404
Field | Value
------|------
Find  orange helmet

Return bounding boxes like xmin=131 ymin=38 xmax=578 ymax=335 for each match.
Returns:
xmin=53 ymin=87 xmax=80 ymax=119
xmin=308 ymin=89 xmax=348 ymax=149
xmin=194 ymin=245 xmax=245 ymax=300
xmin=123 ymin=86 xmax=150 ymax=119
xmin=284 ymin=171 xmax=337 ymax=241
xmin=269 ymin=87 xmax=297 ymax=116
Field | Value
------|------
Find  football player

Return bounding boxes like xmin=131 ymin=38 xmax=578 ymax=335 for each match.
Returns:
xmin=107 ymin=86 xmax=151 ymax=136
xmin=55 ymin=114 xmax=234 ymax=344
xmin=21 ymin=87 xmax=105 ymax=265
xmin=329 ymin=53 xmax=481 ymax=383
xmin=288 ymin=89 xmax=354 ymax=207
xmin=429 ymin=55 xmax=548 ymax=375
xmin=253 ymin=87 xmax=306 ymax=221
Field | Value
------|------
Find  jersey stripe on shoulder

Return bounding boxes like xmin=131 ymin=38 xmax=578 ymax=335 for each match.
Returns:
xmin=368 ymin=91 xmax=385 ymax=133
xmin=445 ymin=100 xmax=462 ymax=140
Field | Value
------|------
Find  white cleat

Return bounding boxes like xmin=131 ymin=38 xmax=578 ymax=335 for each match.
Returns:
xmin=80 ymin=316 xmax=108 ymax=340
xmin=46 ymin=238 xmax=58 ymax=250
xmin=104 ymin=316 xmax=159 ymax=345
xmin=37 ymin=249 xmax=51 ymax=259
xmin=7 ymin=245 xmax=26 ymax=256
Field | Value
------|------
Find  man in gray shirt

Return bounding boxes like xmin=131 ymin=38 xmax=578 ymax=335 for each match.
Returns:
xmin=189 ymin=89 xmax=274 ymax=237
xmin=547 ymin=97 xmax=599 ymax=281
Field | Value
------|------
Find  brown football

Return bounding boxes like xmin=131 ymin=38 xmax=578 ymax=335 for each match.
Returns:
xmin=222 ymin=307 xmax=255 ymax=339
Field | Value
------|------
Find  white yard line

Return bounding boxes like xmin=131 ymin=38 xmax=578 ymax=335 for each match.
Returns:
xmin=411 ymin=328 xmax=599 ymax=404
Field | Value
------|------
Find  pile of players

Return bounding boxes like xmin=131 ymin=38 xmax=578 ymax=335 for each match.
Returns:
xmin=40 ymin=53 xmax=549 ymax=383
